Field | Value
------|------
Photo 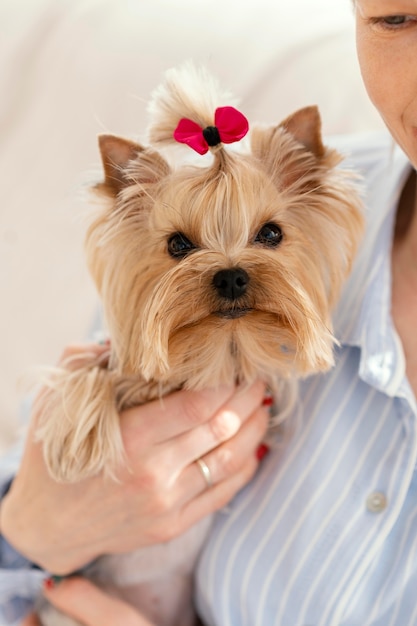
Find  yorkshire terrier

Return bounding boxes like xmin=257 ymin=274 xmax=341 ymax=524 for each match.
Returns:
xmin=36 ymin=64 xmax=363 ymax=626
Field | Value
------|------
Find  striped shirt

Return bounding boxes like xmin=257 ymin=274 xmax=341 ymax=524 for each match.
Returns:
xmin=195 ymin=133 xmax=417 ymax=625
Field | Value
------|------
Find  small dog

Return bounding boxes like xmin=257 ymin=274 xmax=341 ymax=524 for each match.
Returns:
xmin=36 ymin=64 xmax=363 ymax=626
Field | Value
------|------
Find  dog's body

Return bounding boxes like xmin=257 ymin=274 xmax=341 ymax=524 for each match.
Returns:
xmin=36 ymin=65 xmax=363 ymax=626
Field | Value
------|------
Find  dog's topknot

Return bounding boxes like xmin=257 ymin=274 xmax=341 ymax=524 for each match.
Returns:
xmin=147 ymin=63 xmax=238 ymax=151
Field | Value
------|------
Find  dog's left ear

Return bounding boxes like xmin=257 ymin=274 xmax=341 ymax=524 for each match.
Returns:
xmin=279 ymin=106 xmax=325 ymax=158
xmin=97 ymin=134 xmax=170 ymax=196
xmin=251 ymin=106 xmax=338 ymax=190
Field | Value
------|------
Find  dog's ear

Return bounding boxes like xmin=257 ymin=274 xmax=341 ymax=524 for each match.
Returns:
xmin=97 ymin=134 xmax=170 ymax=196
xmin=98 ymin=134 xmax=142 ymax=194
xmin=279 ymin=106 xmax=325 ymax=158
xmin=251 ymin=106 xmax=338 ymax=191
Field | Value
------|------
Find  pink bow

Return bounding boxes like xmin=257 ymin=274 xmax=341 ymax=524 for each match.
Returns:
xmin=173 ymin=106 xmax=249 ymax=155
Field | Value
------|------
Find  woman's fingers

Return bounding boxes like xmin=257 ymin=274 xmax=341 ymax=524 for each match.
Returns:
xmin=140 ymin=404 xmax=269 ymax=545
xmin=120 ymin=384 xmax=236 ymax=448
xmin=166 ymin=380 xmax=267 ymax=471
xmin=176 ymin=403 xmax=269 ymax=508
xmin=122 ymin=380 xmax=266 ymax=477
xmin=101 ymin=402 xmax=269 ymax=550
xmin=175 ymin=442 xmax=262 ymax=537
xmin=43 ymin=577 xmax=154 ymax=626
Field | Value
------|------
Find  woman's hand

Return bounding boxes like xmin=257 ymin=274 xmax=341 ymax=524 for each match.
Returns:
xmin=21 ymin=577 xmax=155 ymax=626
xmin=1 ymin=343 xmax=269 ymax=574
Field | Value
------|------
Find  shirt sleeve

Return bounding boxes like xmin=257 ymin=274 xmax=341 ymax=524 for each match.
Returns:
xmin=0 ymin=475 xmax=34 ymax=570
xmin=0 ymin=443 xmax=45 ymax=625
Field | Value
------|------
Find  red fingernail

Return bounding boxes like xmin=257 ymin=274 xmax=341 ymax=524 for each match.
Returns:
xmin=43 ymin=575 xmax=63 ymax=591
xmin=256 ymin=443 xmax=269 ymax=461
xmin=43 ymin=577 xmax=55 ymax=591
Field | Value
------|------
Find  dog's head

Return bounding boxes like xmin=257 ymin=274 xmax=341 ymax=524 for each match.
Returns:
xmin=87 ymin=66 xmax=363 ymax=390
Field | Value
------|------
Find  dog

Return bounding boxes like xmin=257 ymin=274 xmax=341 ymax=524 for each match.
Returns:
xmin=35 ymin=64 xmax=363 ymax=626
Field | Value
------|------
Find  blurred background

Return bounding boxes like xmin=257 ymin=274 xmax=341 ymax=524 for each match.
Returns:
xmin=0 ymin=0 xmax=383 ymax=453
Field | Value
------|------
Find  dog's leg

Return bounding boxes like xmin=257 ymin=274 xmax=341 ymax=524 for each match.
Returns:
xmin=36 ymin=352 xmax=124 ymax=483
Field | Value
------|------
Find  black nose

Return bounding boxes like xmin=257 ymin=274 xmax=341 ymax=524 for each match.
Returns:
xmin=212 ymin=268 xmax=249 ymax=300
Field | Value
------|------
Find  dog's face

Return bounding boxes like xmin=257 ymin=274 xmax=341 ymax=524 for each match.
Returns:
xmin=87 ymin=107 xmax=363 ymax=389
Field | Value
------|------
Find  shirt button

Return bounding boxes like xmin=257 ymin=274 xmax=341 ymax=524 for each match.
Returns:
xmin=366 ymin=491 xmax=387 ymax=513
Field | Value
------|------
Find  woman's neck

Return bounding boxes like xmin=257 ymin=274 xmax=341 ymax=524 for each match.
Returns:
xmin=391 ymin=170 xmax=417 ymax=397
xmin=393 ymin=170 xmax=417 ymax=286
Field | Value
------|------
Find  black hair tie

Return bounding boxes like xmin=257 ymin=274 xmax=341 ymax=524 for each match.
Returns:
xmin=202 ymin=125 xmax=221 ymax=147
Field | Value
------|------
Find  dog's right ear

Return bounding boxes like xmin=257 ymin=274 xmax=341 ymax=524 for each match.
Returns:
xmin=97 ymin=134 xmax=170 ymax=196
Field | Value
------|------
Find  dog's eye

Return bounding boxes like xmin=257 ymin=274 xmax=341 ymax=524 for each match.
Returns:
xmin=167 ymin=232 xmax=196 ymax=258
xmin=255 ymin=223 xmax=283 ymax=247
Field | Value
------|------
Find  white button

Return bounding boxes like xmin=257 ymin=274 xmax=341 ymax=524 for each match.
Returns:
xmin=366 ymin=491 xmax=387 ymax=513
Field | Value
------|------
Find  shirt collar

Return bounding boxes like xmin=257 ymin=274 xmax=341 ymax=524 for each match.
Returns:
xmin=333 ymin=141 xmax=412 ymax=397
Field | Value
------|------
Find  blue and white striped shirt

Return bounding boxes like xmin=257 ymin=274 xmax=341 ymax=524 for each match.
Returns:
xmin=0 ymin=132 xmax=415 ymax=626
xmin=0 ymin=444 xmax=46 ymax=626
xmin=195 ymin=133 xmax=417 ymax=625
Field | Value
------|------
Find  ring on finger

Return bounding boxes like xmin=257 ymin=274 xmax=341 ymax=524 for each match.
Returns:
xmin=196 ymin=457 xmax=213 ymax=489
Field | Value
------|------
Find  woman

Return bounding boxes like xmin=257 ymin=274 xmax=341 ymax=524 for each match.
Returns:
xmin=4 ymin=0 xmax=417 ymax=623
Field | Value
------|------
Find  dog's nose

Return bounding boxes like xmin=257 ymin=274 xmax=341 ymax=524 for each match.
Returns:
xmin=212 ymin=268 xmax=249 ymax=300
